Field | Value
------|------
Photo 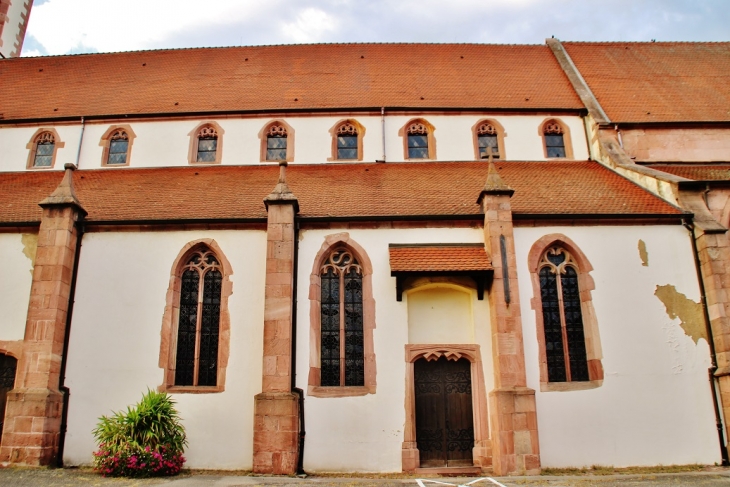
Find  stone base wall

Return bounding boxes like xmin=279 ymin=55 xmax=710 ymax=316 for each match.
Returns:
xmin=253 ymin=392 xmax=299 ymax=474
xmin=0 ymin=388 xmax=63 ymax=466
xmin=621 ymin=127 xmax=730 ymax=162
xmin=489 ymin=388 xmax=540 ymax=476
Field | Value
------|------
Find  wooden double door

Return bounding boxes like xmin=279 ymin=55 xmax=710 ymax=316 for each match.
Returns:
xmin=414 ymin=356 xmax=474 ymax=467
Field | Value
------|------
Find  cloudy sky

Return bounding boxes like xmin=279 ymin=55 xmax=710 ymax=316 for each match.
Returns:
xmin=22 ymin=0 xmax=730 ymax=57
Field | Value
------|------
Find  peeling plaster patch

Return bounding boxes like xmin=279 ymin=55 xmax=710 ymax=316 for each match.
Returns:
xmin=654 ymin=284 xmax=706 ymax=344
xmin=21 ymin=233 xmax=37 ymax=274
xmin=638 ymin=239 xmax=649 ymax=266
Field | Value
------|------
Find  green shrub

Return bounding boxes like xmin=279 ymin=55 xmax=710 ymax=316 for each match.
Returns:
xmin=92 ymin=390 xmax=187 ymax=477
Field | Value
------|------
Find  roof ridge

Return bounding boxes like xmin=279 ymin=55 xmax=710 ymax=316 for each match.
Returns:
xmin=14 ymin=41 xmax=549 ymax=60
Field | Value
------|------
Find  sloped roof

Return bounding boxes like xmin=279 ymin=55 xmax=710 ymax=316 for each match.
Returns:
xmin=0 ymin=161 xmax=682 ymax=225
xmin=650 ymin=164 xmax=730 ymax=181
xmin=0 ymin=44 xmax=583 ymax=121
xmin=389 ymin=245 xmax=492 ymax=273
xmin=563 ymin=42 xmax=730 ymax=123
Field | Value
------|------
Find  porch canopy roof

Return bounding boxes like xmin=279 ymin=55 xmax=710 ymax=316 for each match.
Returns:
xmin=388 ymin=243 xmax=493 ymax=301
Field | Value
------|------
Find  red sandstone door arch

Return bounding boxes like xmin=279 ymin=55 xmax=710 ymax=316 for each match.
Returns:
xmin=414 ymin=356 xmax=474 ymax=467
xmin=402 ymin=345 xmax=491 ymax=472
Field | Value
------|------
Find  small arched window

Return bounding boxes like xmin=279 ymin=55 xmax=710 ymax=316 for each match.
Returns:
xmin=106 ymin=129 xmax=130 ymax=165
xmin=472 ymin=119 xmax=506 ymax=160
xmin=266 ymin=123 xmax=288 ymax=161
xmin=407 ymin=121 xmax=430 ymax=159
xmin=538 ymin=246 xmax=588 ymax=382
xmin=100 ymin=125 xmax=136 ymax=167
xmin=32 ymin=132 xmax=55 ymax=167
xmin=320 ymin=247 xmax=364 ymax=387
xmin=336 ymin=122 xmax=359 ymax=160
xmin=175 ymin=248 xmax=223 ymax=387
xmin=541 ymin=119 xmax=572 ymax=159
xmin=196 ymin=126 xmax=218 ymax=163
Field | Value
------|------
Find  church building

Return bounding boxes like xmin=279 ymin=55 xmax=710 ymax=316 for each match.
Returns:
xmin=0 ymin=3 xmax=728 ymax=476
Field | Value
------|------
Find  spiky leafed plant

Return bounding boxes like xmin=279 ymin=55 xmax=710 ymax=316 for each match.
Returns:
xmin=93 ymin=390 xmax=187 ymax=454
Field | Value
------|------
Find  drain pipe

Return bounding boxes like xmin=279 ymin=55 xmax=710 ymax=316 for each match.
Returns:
xmin=290 ymin=217 xmax=306 ymax=474
xmin=75 ymin=117 xmax=86 ymax=169
xmin=683 ymin=217 xmax=730 ymax=466
xmin=377 ymin=107 xmax=386 ymax=163
xmin=56 ymin=218 xmax=84 ymax=467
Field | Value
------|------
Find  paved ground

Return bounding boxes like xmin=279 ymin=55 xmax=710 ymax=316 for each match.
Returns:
xmin=1 ymin=469 xmax=730 ymax=487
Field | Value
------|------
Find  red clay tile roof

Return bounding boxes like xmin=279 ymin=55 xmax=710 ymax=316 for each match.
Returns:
xmin=649 ymin=164 xmax=730 ymax=181
xmin=389 ymin=245 xmax=492 ymax=273
xmin=0 ymin=44 xmax=583 ymax=121
xmin=0 ymin=161 xmax=681 ymax=225
xmin=563 ymin=42 xmax=730 ymax=123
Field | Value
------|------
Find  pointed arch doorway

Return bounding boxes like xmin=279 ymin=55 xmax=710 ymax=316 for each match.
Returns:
xmin=402 ymin=345 xmax=491 ymax=472
xmin=415 ymin=356 xmax=474 ymax=467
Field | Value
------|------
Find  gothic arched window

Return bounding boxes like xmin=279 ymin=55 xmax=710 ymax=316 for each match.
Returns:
xmin=404 ymin=119 xmax=436 ymax=160
xmin=195 ymin=125 xmax=219 ymax=163
xmin=174 ymin=248 xmax=223 ymax=387
xmin=106 ymin=129 xmax=130 ymax=165
xmin=26 ymin=130 xmax=63 ymax=169
xmin=320 ymin=247 xmax=365 ymax=387
xmin=335 ymin=121 xmax=360 ymax=160
xmin=100 ymin=125 xmax=136 ymax=167
xmin=473 ymin=119 xmax=505 ymax=160
xmin=538 ymin=246 xmax=589 ymax=382
xmin=265 ymin=123 xmax=288 ymax=161
xmin=541 ymin=119 xmax=573 ymax=159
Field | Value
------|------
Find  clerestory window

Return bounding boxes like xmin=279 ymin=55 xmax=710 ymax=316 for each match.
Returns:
xmin=266 ymin=124 xmax=288 ymax=161
xmin=543 ymin=120 xmax=566 ymax=158
xmin=106 ymin=130 xmax=130 ymax=165
xmin=336 ymin=122 xmax=359 ymax=160
xmin=32 ymin=132 xmax=55 ymax=167
xmin=196 ymin=126 xmax=218 ymax=163
xmin=475 ymin=121 xmax=501 ymax=160
xmin=406 ymin=122 xmax=430 ymax=159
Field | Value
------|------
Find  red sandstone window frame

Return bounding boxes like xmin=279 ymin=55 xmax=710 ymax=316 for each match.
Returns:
xmin=188 ymin=122 xmax=224 ymax=165
xmin=472 ymin=119 xmax=506 ymax=161
xmin=328 ymin=119 xmax=366 ymax=162
xmin=308 ymin=233 xmax=376 ymax=397
xmin=538 ymin=118 xmax=574 ymax=160
xmin=259 ymin=119 xmax=295 ymax=163
xmin=527 ymin=234 xmax=603 ymax=392
xmin=100 ymin=125 xmax=136 ymax=167
xmin=158 ymin=239 xmax=233 ymax=393
xmin=399 ymin=118 xmax=436 ymax=161
xmin=26 ymin=128 xmax=65 ymax=170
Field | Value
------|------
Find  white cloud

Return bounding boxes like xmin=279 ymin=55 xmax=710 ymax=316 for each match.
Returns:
xmin=280 ymin=8 xmax=338 ymax=43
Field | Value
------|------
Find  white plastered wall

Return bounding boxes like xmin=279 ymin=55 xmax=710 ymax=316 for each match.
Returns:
xmin=0 ymin=232 xmax=34 ymax=342
xmin=0 ymin=114 xmax=589 ymax=172
xmin=514 ymin=225 xmax=720 ymax=467
xmin=63 ymin=230 xmax=267 ymax=469
xmin=295 ymin=227 xmax=492 ymax=472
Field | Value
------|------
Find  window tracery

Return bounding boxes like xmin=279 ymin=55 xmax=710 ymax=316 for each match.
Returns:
xmin=320 ymin=247 xmax=364 ymax=387
xmin=196 ymin=125 xmax=218 ymax=163
xmin=336 ymin=122 xmax=359 ymax=160
xmin=32 ymin=132 xmax=55 ymax=167
xmin=538 ymin=246 xmax=589 ymax=382
xmin=543 ymin=119 xmax=567 ymax=158
xmin=175 ymin=248 xmax=223 ymax=387
xmin=403 ymin=119 xmax=435 ymax=160
xmin=106 ymin=130 xmax=129 ymax=165
xmin=476 ymin=122 xmax=500 ymax=159
xmin=266 ymin=124 xmax=288 ymax=161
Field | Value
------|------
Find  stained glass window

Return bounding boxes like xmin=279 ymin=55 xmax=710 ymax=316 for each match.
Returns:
xmin=320 ymin=248 xmax=364 ymax=387
xmin=538 ymin=246 xmax=589 ymax=382
xmin=174 ymin=248 xmax=222 ymax=387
